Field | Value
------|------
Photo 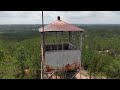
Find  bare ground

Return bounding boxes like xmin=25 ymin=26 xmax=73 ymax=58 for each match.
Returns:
xmin=76 ymin=70 xmax=106 ymax=79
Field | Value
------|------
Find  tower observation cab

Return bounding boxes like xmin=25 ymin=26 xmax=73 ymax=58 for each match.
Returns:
xmin=39 ymin=16 xmax=85 ymax=79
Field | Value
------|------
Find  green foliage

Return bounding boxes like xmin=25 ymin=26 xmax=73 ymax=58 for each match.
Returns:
xmin=104 ymin=56 xmax=120 ymax=78
xmin=0 ymin=50 xmax=16 ymax=79
xmin=15 ymin=47 xmax=27 ymax=79
xmin=82 ymin=25 xmax=120 ymax=78
xmin=0 ymin=24 xmax=120 ymax=79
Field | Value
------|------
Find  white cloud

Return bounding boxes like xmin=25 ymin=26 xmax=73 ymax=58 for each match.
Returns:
xmin=0 ymin=11 xmax=120 ymax=24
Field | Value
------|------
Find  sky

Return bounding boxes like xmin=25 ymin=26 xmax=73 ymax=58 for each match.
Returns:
xmin=0 ymin=11 xmax=120 ymax=24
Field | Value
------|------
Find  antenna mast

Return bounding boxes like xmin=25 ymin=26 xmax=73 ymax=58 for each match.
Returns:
xmin=41 ymin=11 xmax=45 ymax=79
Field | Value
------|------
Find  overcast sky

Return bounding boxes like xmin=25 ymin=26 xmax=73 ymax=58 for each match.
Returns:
xmin=0 ymin=11 xmax=120 ymax=24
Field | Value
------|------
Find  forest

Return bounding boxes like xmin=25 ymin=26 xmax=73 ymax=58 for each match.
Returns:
xmin=0 ymin=24 xmax=120 ymax=79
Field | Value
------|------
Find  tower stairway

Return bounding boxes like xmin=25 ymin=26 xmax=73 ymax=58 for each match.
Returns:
xmin=65 ymin=70 xmax=78 ymax=79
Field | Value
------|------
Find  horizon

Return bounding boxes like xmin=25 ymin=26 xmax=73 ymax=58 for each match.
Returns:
xmin=1 ymin=23 xmax=120 ymax=25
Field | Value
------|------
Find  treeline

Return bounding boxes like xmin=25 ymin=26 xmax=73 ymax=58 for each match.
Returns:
xmin=82 ymin=30 xmax=120 ymax=79
xmin=0 ymin=25 xmax=120 ymax=79
xmin=0 ymin=37 xmax=41 ymax=79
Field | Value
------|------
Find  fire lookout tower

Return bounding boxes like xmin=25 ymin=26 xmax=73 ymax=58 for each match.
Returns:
xmin=39 ymin=16 xmax=85 ymax=79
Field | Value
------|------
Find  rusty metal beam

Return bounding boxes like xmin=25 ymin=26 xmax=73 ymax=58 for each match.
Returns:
xmin=79 ymin=31 xmax=83 ymax=79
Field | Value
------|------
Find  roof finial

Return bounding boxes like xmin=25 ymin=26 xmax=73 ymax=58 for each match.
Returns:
xmin=57 ymin=16 xmax=60 ymax=20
